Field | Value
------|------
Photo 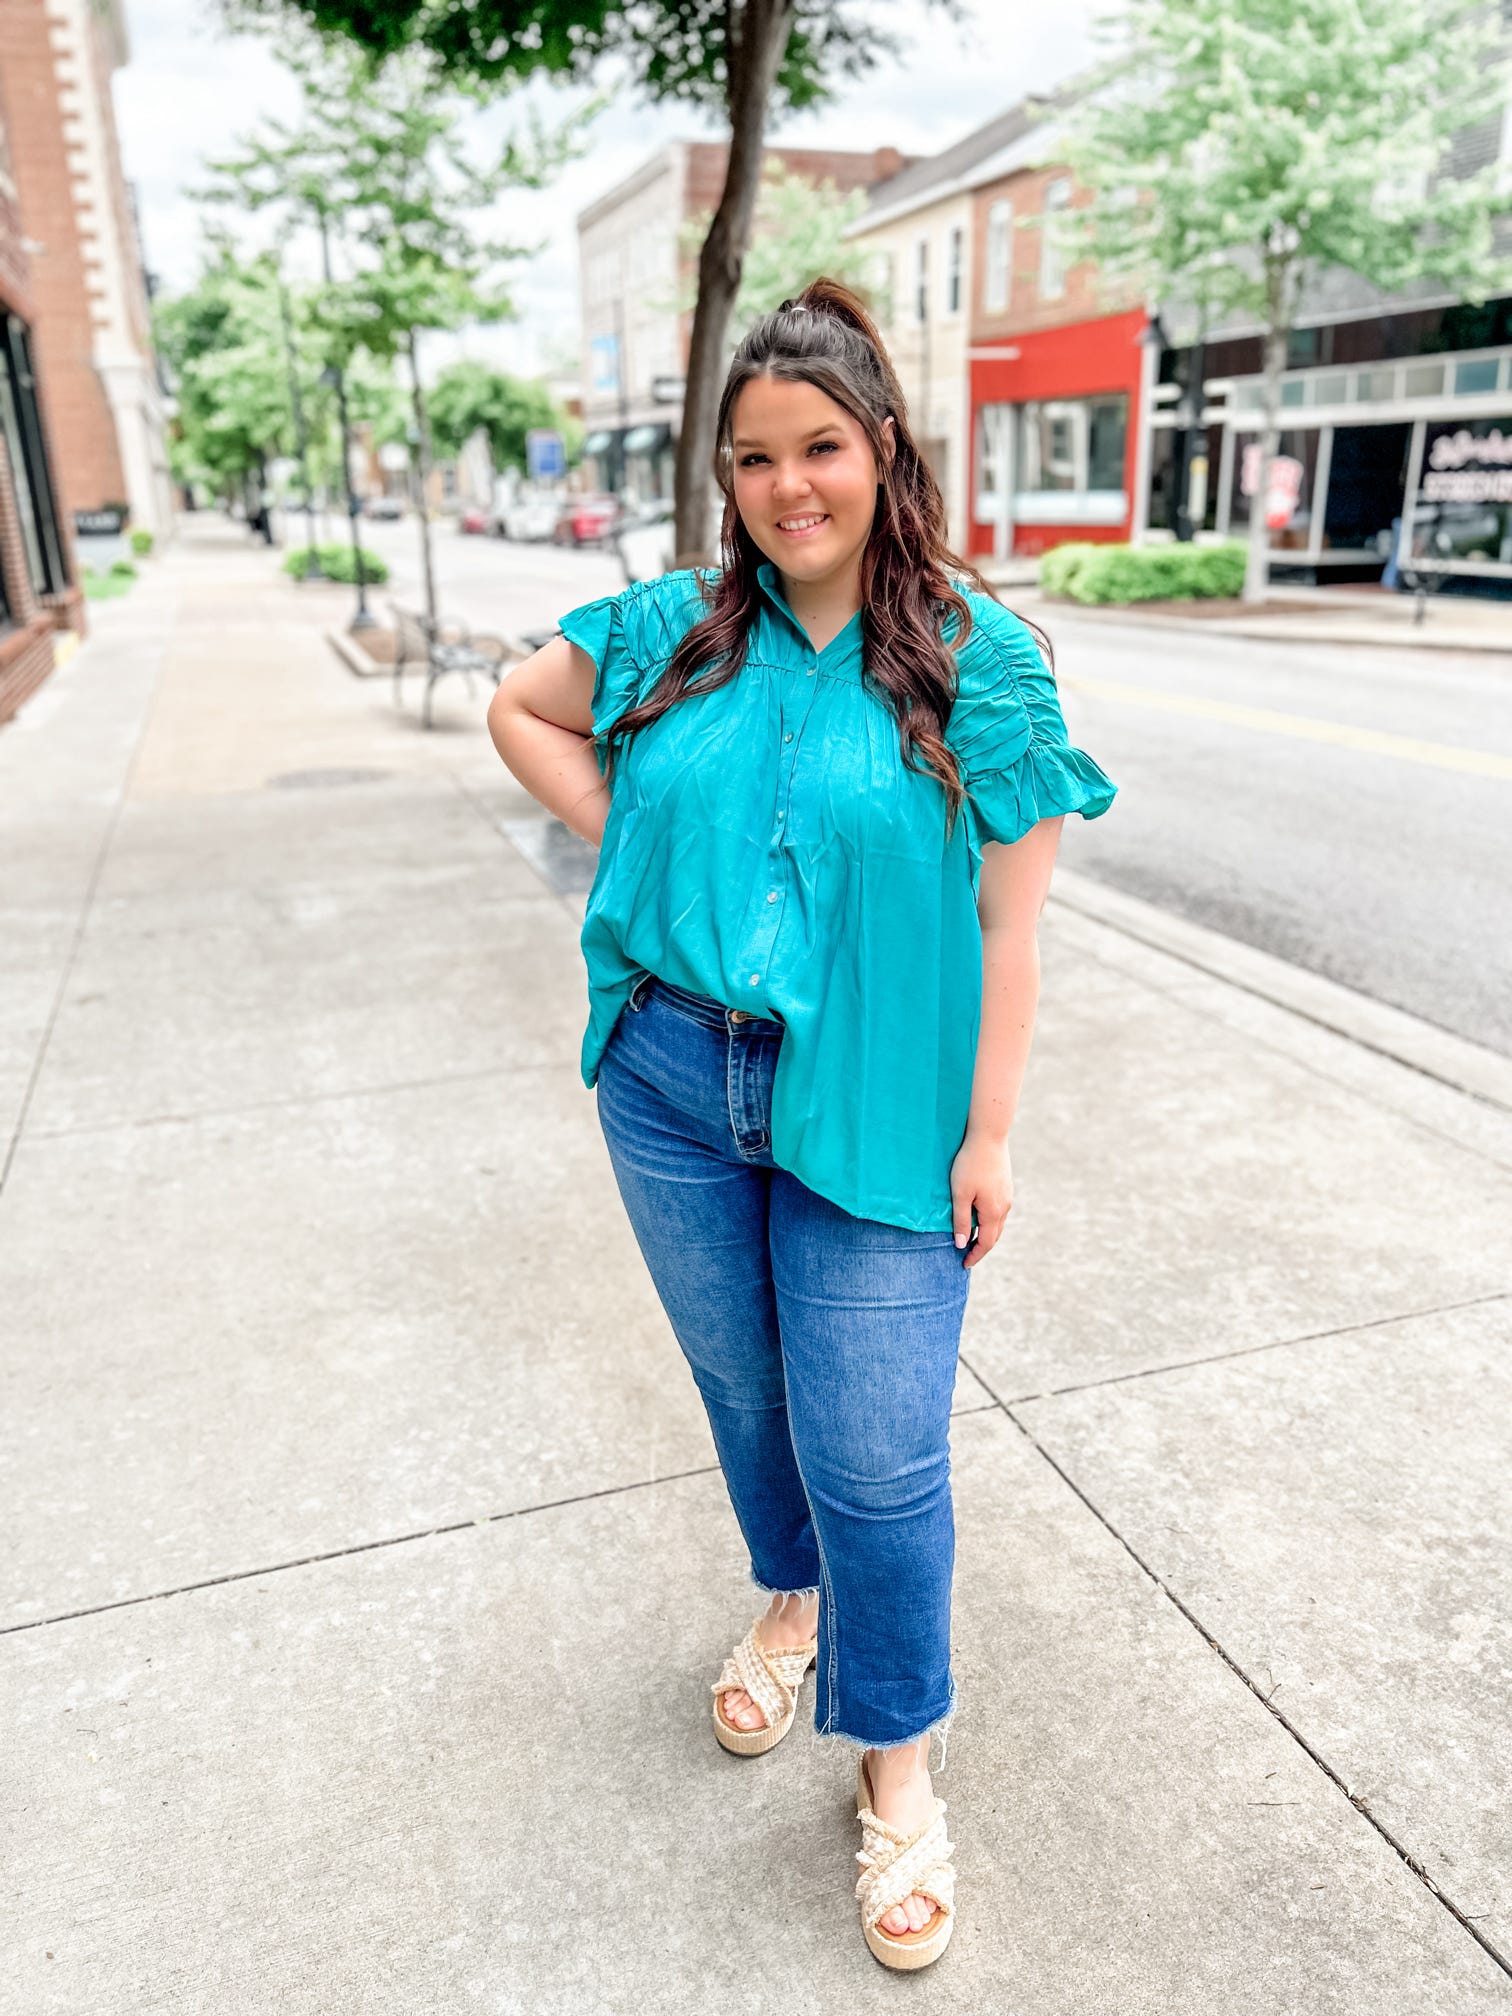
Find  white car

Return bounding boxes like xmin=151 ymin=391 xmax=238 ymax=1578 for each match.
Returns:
xmin=493 ymin=492 xmax=562 ymax=542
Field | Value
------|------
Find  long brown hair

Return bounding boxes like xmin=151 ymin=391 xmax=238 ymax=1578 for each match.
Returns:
xmin=602 ymin=276 xmax=1029 ymax=839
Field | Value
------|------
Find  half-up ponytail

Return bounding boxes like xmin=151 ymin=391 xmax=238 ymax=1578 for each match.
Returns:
xmin=602 ymin=275 xmax=1043 ymax=841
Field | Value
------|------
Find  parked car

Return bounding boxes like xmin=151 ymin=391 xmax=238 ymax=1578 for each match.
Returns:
xmin=491 ymin=491 xmax=563 ymax=542
xmin=363 ymin=495 xmax=404 ymax=521
xmin=458 ymin=506 xmax=490 ymax=535
xmin=553 ymin=493 xmax=621 ymax=547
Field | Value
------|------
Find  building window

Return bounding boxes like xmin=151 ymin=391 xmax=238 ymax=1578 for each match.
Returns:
xmin=984 ymin=200 xmax=1012 ymax=313
xmin=1015 ymin=393 xmax=1127 ymax=502
xmin=946 ymin=225 xmax=963 ymax=315
xmin=0 ymin=314 xmax=67 ymax=598
xmin=1039 ymin=176 xmax=1072 ymax=301
xmin=914 ymin=237 xmax=929 ymax=323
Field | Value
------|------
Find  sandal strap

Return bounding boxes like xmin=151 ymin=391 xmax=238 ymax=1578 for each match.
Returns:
xmin=711 ymin=1620 xmax=816 ymax=1727
xmin=855 ymin=1798 xmax=955 ymax=1931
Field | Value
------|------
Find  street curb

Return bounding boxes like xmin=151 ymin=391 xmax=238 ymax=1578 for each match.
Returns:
xmin=1049 ymin=867 xmax=1512 ymax=1113
xmin=1035 ymin=600 xmax=1512 ymax=656
xmin=325 ymin=628 xmax=386 ymax=679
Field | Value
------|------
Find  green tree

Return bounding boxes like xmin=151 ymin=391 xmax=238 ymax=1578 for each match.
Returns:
xmin=155 ymin=246 xmax=305 ymax=503
xmin=425 ymin=361 xmax=562 ymax=474
xmin=203 ymin=40 xmax=585 ymax=625
xmin=1063 ymin=0 xmax=1512 ymax=601
xmin=231 ymin=0 xmax=945 ymax=565
xmin=674 ymin=159 xmax=878 ymax=330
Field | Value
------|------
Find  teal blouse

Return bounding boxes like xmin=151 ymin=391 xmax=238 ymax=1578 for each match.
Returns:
xmin=560 ymin=562 xmax=1117 ymax=1232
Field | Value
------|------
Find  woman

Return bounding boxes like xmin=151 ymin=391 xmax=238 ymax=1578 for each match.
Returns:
xmin=487 ymin=278 xmax=1117 ymax=1971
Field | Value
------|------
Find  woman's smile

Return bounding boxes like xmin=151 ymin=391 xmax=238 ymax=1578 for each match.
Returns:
xmin=774 ymin=511 xmax=831 ymax=540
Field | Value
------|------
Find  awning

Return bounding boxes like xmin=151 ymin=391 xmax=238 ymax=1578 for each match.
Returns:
xmin=624 ymin=422 xmax=672 ymax=457
xmin=582 ymin=430 xmax=615 ymax=455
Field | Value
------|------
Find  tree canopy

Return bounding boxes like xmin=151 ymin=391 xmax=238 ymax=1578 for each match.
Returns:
xmin=1063 ymin=0 xmax=1512 ymax=596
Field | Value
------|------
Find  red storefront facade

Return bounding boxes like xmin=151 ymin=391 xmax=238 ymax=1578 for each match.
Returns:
xmin=963 ymin=152 xmax=1146 ymax=562
xmin=967 ymin=307 xmax=1148 ymax=561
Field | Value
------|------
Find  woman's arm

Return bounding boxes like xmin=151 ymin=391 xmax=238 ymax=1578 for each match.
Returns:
xmin=485 ymin=633 xmax=612 ymax=848
xmin=949 ymin=815 xmax=1064 ymax=1267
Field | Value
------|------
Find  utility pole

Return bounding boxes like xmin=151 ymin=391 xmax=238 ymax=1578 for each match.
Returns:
xmin=276 ymin=268 xmax=321 ymax=578
xmin=316 ymin=208 xmax=375 ymax=632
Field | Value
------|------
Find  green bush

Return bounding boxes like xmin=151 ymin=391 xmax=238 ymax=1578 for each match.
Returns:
xmin=281 ymin=543 xmax=390 ymax=586
xmin=109 ymin=559 xmax=138 ymax=579
xmin=1038 ymin=543 xmax=1102 ymax=599
xmin=129 ymin=529 xmax=154 ymax=558
xmin=1052 ymin=540 xmax=1248 ymax=605
xmin=81 ymin=566 xmax=133 ymax=601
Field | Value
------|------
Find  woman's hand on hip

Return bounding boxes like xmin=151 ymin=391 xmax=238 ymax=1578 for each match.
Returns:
xmin=950 ymin=1130 xmax=1013 ymax=1268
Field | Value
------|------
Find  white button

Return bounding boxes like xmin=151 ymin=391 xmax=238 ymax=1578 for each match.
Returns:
xmin=807 ymin=667 xmax=816 ymax=677
xmin=749 ymin=972 xmax=760 ymax=983
xmin=784 ymin=732 xmax=793 ymax=742
xmin=767 ymin=890 xmax=777 ymax=901
xmin=776 ymin=810 xmax=785 ymax=821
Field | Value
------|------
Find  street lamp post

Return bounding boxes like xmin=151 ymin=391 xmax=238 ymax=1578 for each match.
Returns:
xmin=276 ymin=271 xmax=321 ymax=579
xmin=316 ymin=208 xmax=376 ymax=633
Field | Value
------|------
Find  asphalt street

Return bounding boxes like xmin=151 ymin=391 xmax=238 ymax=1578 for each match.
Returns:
xmin=351 ymin=513 xmax=1512 ymax=1058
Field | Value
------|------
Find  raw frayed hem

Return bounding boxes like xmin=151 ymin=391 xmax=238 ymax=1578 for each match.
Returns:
xmin=803 ymin=1700 xmax=958 ymax=1777
xmin=748 ymin=1570 xmax=821 ymax=1610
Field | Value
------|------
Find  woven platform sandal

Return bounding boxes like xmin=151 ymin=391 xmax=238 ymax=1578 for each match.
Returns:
xmin=710 ymin=1618 xmax=818 ymax=1756
xmin=854 ymin=1752 xmax=956 ymax=1970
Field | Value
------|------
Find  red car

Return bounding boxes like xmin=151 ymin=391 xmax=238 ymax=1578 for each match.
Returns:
xmin=459 ymin=506 xmax=489 ymax=535
xmin=554 ymin=493 xmax=620 ymax=546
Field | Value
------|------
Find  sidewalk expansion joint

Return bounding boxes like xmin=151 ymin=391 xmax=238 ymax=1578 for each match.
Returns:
xmin=955 ymin=1349 xmax=1512 ymax=1985
xmin=18 ymin=1058 xmax=558 ymax=1148
xmin=992 ymin=1287 xmax=1511 ymax=1407
xmin=0 ymin=1462 xmax=724 ymax=1639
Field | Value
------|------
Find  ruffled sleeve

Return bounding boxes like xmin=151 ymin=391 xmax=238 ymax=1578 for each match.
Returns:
xmin=945 ymin=594 xmax=1117 ymax=849
xmin=558 ymin=587 xmax=646 ymax=777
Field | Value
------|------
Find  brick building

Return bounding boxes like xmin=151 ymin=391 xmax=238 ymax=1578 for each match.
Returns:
xmin=843 ymin=102 xmax=1047 ymax=549
xmin=577 ymin=141 xmax=909 ymax=503
xmin=0 ymin=0 xmax=172 ymax=549
xmin=0 ymin=79 xmax=78 ymax=725
xmin=964 ymin=97 xmax=1148 ymax=563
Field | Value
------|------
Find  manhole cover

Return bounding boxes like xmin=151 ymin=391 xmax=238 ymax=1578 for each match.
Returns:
xmin=267 ymin=767 xmax=392 ymax=789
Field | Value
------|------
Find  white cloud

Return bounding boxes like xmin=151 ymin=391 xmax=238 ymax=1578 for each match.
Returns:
xmin=114 ymin=0 xmax=1100 ymax=373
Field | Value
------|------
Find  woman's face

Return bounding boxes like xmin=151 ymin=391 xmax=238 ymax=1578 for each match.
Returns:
xmin=729 ymin=374 xmax=890 ymax=588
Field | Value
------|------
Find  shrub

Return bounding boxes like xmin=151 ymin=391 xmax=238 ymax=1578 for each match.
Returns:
xmin=110 ymin=558 xmax=138 ymax=579
xmin=1058 ymin=540 xmax=1248 ymax=605
xmin=1038 ymin=543 xmax=1102 ymax=599
xmin=281 ymin=543 xmax=390 ymax=586
xmin=81 ymin=566 xmax=133 ymax=601
xmin=129 ymin=529 xmax=154 ymax=558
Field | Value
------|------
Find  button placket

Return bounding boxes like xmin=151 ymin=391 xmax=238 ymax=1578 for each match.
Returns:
xmin=743 ymin=664 xmax=820 ymax=993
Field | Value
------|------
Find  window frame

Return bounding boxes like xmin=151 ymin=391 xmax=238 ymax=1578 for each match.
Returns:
xmin=1039 ymin=176 xmax=1073 ymax=302
xmin=945 ymin=223 xmax=963 ymax=316
xmin=984 ymin=198 xmax=1012 ymax=313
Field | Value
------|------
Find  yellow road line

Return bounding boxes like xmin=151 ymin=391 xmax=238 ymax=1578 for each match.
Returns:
xmin=1061 ymin=674 xmax=1512 ymax=782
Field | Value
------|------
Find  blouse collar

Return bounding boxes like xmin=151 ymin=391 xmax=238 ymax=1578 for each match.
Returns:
xmin=754 ymin=560 xmax=865 ymax=681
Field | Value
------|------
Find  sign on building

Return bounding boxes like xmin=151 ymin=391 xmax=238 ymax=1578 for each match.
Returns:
xmin=527 ymin=430 xmax=567 ymax=480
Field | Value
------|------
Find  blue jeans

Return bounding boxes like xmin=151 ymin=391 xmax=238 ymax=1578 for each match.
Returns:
xmin=594 ymin=971 xmax=971 ymax=1768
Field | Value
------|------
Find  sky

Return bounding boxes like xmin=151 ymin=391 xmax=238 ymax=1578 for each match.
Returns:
xmin=114 ymin=0 xmax=1103 ymax=380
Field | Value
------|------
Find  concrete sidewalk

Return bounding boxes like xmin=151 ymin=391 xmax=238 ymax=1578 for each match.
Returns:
xmin=4 ymin=520 xmax=1511 ymax=2014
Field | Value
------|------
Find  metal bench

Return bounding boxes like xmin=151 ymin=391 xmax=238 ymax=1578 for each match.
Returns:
xmin=389 ymin=603 xmax=512 ymax=729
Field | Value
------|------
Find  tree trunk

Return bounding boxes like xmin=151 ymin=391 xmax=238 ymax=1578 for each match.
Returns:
xmin=672 ymin=0 xmax=796 ymax=567
xmin=1242 ymin=261 xmax=1295 ymax=605
xmin=407 ymin=329 xmax=439 ymax=631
